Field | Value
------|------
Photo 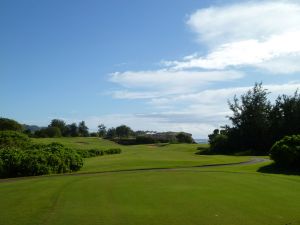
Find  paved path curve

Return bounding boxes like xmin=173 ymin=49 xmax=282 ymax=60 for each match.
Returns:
xmin=0 ymin=157 xmax=270 ymax=183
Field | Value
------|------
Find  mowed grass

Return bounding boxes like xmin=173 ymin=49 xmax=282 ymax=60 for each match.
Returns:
xmin=32 ymin=137 xmax=251 ymax=172
xmin=32 ymin=137 xmax=120 ymax=150
xmin=1 ymin=164 xmax=300 ymax=225
xmin=1 ymin=137 xmax=299 ymax=225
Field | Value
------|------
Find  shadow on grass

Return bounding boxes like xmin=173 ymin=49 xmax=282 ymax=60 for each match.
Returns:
xmin=194 ymin=146 xmax=213 ymax=155
xmin=257 ymin=163 xmax=300 ymax=176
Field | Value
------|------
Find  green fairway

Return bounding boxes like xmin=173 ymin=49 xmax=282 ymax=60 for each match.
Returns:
xmin=32 ymin=137 xmax=251 ymax=172
xmin=31 ymin=137 xmax=121 ymax=150
xmin=1 ymin=163 xmax=300 ymax=225
xmin=1 ymin=137 xmax=299 ymax=225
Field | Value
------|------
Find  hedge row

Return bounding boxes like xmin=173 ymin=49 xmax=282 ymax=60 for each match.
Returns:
xmin=77 ymin=148 xmax=122 ymax=158
xmin=0 ymin=143 xmax=83 ymax=178
xmin=0 ymin=131 xmax=31 ymax=149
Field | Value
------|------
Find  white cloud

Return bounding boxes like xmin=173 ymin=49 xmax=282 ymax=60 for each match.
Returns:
xmin=265 ymin=81 xmax=300 ymax=96
xmin=162 ymin=1 xmax=300 ymax=72
xmin=110 ymin=69 xmax=244 ymax=94
xmin=147 ymin=82 xmax=300 ymax=134
xmin=111 ymin=90 xmax=161 ymax=99
xmin=149 ymin=82 xmax=300 ymax=108
xmin=167 ymin=31 xmax=300 ymax=70
xmin=256 ymin=55 xmax=300 ymax=74
xmin=187 ymin=1 xmax=300 ymax=44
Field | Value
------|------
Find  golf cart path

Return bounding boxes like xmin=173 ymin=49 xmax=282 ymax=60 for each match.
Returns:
xmin=0 ymin=157 xmax=270 ymax=183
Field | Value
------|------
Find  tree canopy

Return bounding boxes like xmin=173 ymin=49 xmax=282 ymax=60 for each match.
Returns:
xmin=97 ymin=124 xmax=107 ymax=137
xmin=208 ymin=83 xmax=300 ymax=155
xmin=115 ymin=125 xmax=133 ymax=138
xmin=228 ymin=83 xmax=271 ymax=153
xmin=78 ymin=121 xmax=89 ymax=137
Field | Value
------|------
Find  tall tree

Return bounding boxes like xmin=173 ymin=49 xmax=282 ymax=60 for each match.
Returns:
xmin=106 ymin=127 xmax=116 ymax=139
xmin=208 ymin=83 xmax=300 ymax=155
xmin=65 ymin=123 xmax=79 ymax=137
xmin=115 ymin=125 xmax=133 ymax=138
xmin=35 ymin=127 xmax=62 ymax=138
xmin=176 ymin=132 xmax=193 ymax=143
xmin=269 ymin=91 xmax=300 ymax=143
xmin=97 ymin=124 xmax=107 ymax=137
xmin=49 ymin=119 xmax=66 ymax=135
xmin=78 ymin=121 xmax=89 ymax=137
xmin=227 ymin=83 xmax=271 ymax=153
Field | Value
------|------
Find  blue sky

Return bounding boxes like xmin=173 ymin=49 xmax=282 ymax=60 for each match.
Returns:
xmin=1 ymin=0 xmax=300 ymax=138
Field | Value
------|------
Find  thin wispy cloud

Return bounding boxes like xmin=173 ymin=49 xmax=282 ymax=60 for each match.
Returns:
xmin=166 ymin=31 xmax=300 ymax=71
xmin=110 ymin=70 xmax=244 ymax=96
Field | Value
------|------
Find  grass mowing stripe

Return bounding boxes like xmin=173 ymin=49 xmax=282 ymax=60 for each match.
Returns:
xmin=1 ymin=169 xmax=299 ymax=225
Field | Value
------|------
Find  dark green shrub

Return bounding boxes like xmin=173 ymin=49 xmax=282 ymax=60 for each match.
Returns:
xmin=136 ymin=136 xmax=156 ymax=144
xmin=34 ymin=127 xmax=62 ymax=138
xmin=0 ymin=148 xmax=24 ymax=177
xmin=196 ymin=146 xmax=212 ymax=155
xmin=90 ymin=132 xmax=98 ymax=137
xmin=0 ymin=158 xmax=3 ymax=175
xmin=76 ymin=150 xmax=90 ymax=158
xmin=0 ymin=131 xmax=31 ymax=148
xmin=114 ymin=138 xmax=137 ymax=145
xmin=87 ymin=149 xmax=104 ymax=157
xmin=104 ymin=148 xmax=121 ymax=155
xmin=209 ymin=134 xmax=231 ymax=154
xmin=176 ymin=132 xmax=194 ymax=143
xmin=77 ymin=148 xmax=121 ymax=158
xmin=0 ymin=143 xmax=83 ymax=178
xmin=270 ymin=135 xmax=300 ymax=169
xmin=41 ymin=143 xmax=83 ymax=172
xmin=0 ymin=118 xmax=23 ymax=132
xmin=19 ymin=150 xmax=52 ymax=176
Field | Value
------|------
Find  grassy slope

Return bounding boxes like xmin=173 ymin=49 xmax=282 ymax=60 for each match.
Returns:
xmin=1 ymin=137 xmax=299 ymax=225
xmin=32 ymin=137 xmax=120 ymax=150
xmin=32 ymin=137 xmax=251 ymax=172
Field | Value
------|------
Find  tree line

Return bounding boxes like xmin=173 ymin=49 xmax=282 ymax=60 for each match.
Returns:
xmin=208 ymin=83 xmax=300 ymax=155
xmin=34 ymin=120 xmax=89 ymax=137
xmin=0 ymin=117 xmax=135 ymax=139
xmin=0 ymin=118 xmax=194 ymax=144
